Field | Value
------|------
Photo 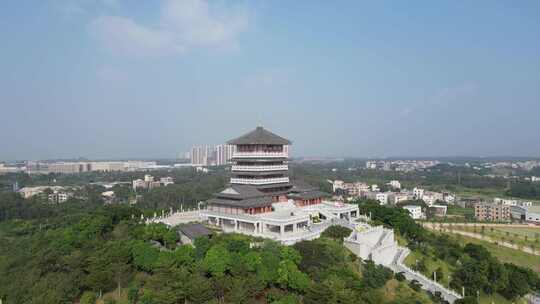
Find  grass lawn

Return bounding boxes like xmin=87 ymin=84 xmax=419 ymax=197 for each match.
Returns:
xmin=478 ymin=291 xmax=528 ymax=304
xmin=450 ymin=186 xmax=540 ymax=204
xmin=446 ymin=205 xmax=474 ymax=217
xmin=402 ymin=247 xmax=529 ymax=304
xmin=403 ymin=250 xmax=455 ymax=288
xmin=96 ymin=288 xmax=128 ymax=304
xmin=382 ymin=279 xmax=432 ymax=304
xmin=441 ymin=232 xmax=540 ymax=273
xmin=394 ymin=233 xmax=409 ymax=247
xmin=492 ymin=226 xmax=540 ymax=238
xmin=452 ymin=186 xmax=506 ymax=200
xmin=448 ymin=225 xmax=539 ymax=252
xmin=403 ymin=244 xmax=531 ymax=304
xmin=396 ymin=228 xmax=535 ymax=303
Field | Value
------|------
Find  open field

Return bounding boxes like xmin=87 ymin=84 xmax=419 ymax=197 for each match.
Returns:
xmin=402 ymin=228 xmax=536 ymax=303
xmin=436 ymin=231 xmax=540 ymax=273
xmin=493 ymin=226 xmax=540 ymax=238
xmin=451 ymin=186 xmax=505 ymax=199
xmin=444 ymin=224 xmax=539 ymax=252
xmin=445 ymin=205 xmax=474 ymax=222
xmin=449 ymin=186 xmax=540 ymax=204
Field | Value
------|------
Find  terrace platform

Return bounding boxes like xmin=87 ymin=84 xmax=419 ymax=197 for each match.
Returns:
xmin=200 ymin=200 xmax=360 ymax=244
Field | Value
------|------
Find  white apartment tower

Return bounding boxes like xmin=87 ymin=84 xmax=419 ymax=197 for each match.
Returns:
xmin=191 ymin=145 xmax=210 ymax=166
xmin=215 ymin=144 xmax=235 ymax=166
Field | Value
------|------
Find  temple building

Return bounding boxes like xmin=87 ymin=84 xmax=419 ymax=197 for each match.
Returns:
xmin=201 ymin=126 xmax=359 ymax=244
xmin=150 ymin=126 xmax=455 ymax=302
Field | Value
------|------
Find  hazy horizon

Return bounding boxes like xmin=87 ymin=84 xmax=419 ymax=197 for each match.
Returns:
xmin=2 ymin=1 xmax=540 ymax=160
xmin=4 ymin=154 xmax=540 ymax=163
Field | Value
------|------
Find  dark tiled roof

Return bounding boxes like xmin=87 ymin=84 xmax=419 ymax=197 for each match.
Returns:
xmin=227 ymin=126 xmax=291 ymax=145
xmin=290 ymin=180 xmax=319 ymax=192
xmin=254 ymin=182 xmax=293 ymax=189
xmin=208 ymin=197 xmax=272 ymax=208
xmin=178 ymin=223 xmax=212 ymax=240
xmin=216 ymin=184 xmax=266 ymax=199
xmin=288 ymin=190 xmax=330 ymax=200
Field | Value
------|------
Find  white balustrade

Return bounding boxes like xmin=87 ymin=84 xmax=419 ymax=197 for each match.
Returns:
xmin=232 ymin=164 xmax=288 ymax=172
xmin=230 ymin=177 xmax=290 ymax=185
xmin=233 ymin=151 xmax=288 ymax=158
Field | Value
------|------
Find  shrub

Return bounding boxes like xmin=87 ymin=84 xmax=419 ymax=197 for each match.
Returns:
xmin=80 ymin=292 xmax=98 ymax=304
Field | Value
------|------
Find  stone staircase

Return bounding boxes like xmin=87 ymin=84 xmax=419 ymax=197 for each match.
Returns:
xmin=318 ymin=209 xmax=338 ymax=220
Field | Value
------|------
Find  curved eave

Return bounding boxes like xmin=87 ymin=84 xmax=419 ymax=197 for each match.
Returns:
xmin=254 ymin=182 xmax=293 ymax=190
xmin=207 ymin=197 xmax=272 ymax=208
xmin=227 ymin=126 xmax=292 ymax=145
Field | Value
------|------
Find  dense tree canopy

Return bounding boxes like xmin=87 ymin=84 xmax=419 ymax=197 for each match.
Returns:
xmin=506 ymin=181 xmax=540 ymax=199
xmin=354 ymin=199 xmax=540 ymax=301
xmin=0 ymin=195 xmax=436 ymax=304
xmin=2 ymin=166 xmax=539 ymax=303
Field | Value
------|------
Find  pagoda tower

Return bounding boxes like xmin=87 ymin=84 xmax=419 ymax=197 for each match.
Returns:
xmin=206 ymin=126 xmax=292 ymax=215
xmin=227 ymin=126 xmax=292 ymax=202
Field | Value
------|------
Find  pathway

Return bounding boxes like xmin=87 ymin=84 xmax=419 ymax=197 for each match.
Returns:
xmin=426 ymin=222 xmax=540 ymax=229
xmin=389 ymin=247 xmax=462 ymax=303
xmin=147 ymin=210 xmax=202 ymax=226
xmin=423 ymin=223 xmax=539 ymax=256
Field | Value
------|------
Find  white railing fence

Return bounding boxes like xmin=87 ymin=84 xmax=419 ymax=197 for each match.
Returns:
xmin=232 ymin=164 xmax=288 ymax=171
xmin=230 ymin=177 xmax=290 ymax=185
xmin=233 ymin=151 xmax=288 ymax=158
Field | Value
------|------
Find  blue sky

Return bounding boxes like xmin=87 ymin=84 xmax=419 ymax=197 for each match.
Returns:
xmin=1 ymin=0 xmax=540 ymax=160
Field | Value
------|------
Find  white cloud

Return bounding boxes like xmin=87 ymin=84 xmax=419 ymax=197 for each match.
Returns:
xmin=87 ymin=0 xmax=249 ymax=56
xmin=89 ymin=16 xmax=181 ymax=56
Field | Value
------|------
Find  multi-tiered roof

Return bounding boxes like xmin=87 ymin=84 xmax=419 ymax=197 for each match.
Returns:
xmin=227 ymin=126 xmax=291 ymax=145
xmin=228 ymin=126 xmax=292 ymax=194
xmin=207 ymin=126 xmax=328 ymax=213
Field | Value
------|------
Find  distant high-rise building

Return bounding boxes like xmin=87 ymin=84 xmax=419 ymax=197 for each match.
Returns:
xmin=215 ymin=144 xmax=235 ymax=166
xmin=47 ymin=162 xmax=90 ymax=174
xmin=191 ymin=144 xmax=236 ymax=166
xmin=179 ymin=151 xmax=190 ymax=160
xmin=191 ymin=145 xmax=210 ymax=166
